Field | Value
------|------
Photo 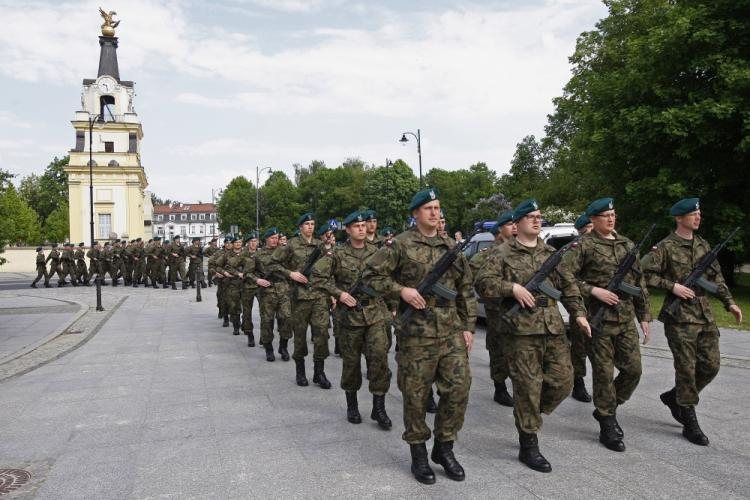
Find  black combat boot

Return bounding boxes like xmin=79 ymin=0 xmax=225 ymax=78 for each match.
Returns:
xmin=334 ymin=337 xmax=340 ymax=356
xmin=190 ymin=282 xmax=195 ymax=288
xmin=431 ymin=440 xmax=465 ymax=481
xmin=30 ymin=283 xmax=37 ymax=288
xmin=112 ymin=279 xmax=118 ymax=287
xmin=594 ymin=410 xmax=625 ymax=452
xmin=278 ymin=338 xmax=290 ymax=361
xmin=681 ymin=406 xmax=709 ymax=446
xmin=172 ymin=281 xmax=177 ymax=290
xmin=312 ymin=360 xmax=331 ymax=389
xmin=44 ymin=283 xmax=52 ymax=288
xmin=409 ymin=443 xmax=436 ymax=485
xmin=660 ymin=388 xmax=684 ymax=425
xmin=346 ymin=391 xmax=362 ymax=424
xmin=133 ymin=281 xmax=138 ymax=288
xmin=182 ymin=282 xmax=188 ymax=290
xmin=57 ymin=282 xmax=65 ymax=288
xmin=426 ymin=389 xmax=438 ymax=413
xmin=201 ymin=280 xmax=207 ymax=288
xmin=247 ymin=333 xmax=255 ymax=347
xmin=572 ymin=377 xmax=592 ymax=402
xmin=371 ymin=394 xmax=392 ymax=430
xmin=493 ymin=381 xmax=514 ymax=407
xmin=84 ymin=280 xmax=91 ymax=286
xmin=71 ymin=280 xmax=78 ymax=287
xmin=218 ymin=311 xmax=223 ymax=319
xmin=222 ymin=315 xmax=230 ymax=327
xmin=295 ymin=359 xmax=309 ymax=387
xmin=232 ymin=318 xmax=241 ymax=335
xmin=518 ymin=432 xmax=552 ymax=473
xmin=612 ymin=413 xmax=624 ymax=439
xmin=264 ymin=344 xmax=275 ymax=362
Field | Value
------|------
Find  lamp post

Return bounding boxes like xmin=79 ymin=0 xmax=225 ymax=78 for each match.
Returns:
xmin=88 ymin=114 xmax=104 ymax=246
xmin=399 ymin=128 xmax=422 ymax=186
xmin=255 ymin=166 xmax=272 ymax=234
xmin=385 ymin=158 xmax=393 ymax=225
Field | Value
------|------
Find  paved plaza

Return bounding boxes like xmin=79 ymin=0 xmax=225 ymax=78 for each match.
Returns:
xmin=1 ymin=277 xmax=749 ymax=499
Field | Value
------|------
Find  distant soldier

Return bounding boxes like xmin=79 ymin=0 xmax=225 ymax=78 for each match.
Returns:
xmin=74 ymin=243 xmax=88 ymax=285
xmin=131 ymin=238 xmax=144 ymax=287
xmin=255 ymin=228 xmax=292 ymax=361
xmin=187 ymin=237 xmax=205 ymax=288
xmin=642 ymin=197 xmax=743 ymax=446
xmin=46 ymin=243 xmax=63 ymax=286
xmin=86 ymin=241 xmax=102 ymax=283
xmin=203 ymin=238 xmax=219 ymax=287
xmin=278 ymin=233 xmax=288 ymax=246
xmin=565 ymin=198 xmax=651 ymax=452
xmin=149 ymin=237 xmax=166 ymax=288
xmin=362 ymin=188 xmax=476 ymax=485
xmin=364 ymin=209 xmax=383 ymax=247
xmin=438 ymin=209 xmax=449 ymax=239
xmin=240 ymin=232 xmax=260 ymax=345
xmin=112 ymin=240 xmax=124 ymax=285
xmin=210 ymin=237 xmax=233 ymax=325
xmin=215 ymin=237 xmax=258 ymax=335
xmin=31 ymin=246 xmax=51 ymax=288
xmin=60 ymin=243 xmax=78 ymax=287
xmin=568 ymin=213 xmax=594 ymax=402
xmin=162 ymin=239 xmax=172 ymax=286
xmin=142 ymin=239 xmax=154 ymax=286
xmin=475 ymin=198 xmax=590 ymax=473
xmin=169 ymin=235 xmax=188 ymax=290
xmin=100 ymin=242 xmax=113 ymax=286
xmin=312 ymin=211 xmax=393 ymax=429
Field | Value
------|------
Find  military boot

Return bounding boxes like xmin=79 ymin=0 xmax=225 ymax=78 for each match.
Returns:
xmin=518 ymin=432 xmax=551 ymax=473
xmin=346 ymin=391 xmax=362 ymax=424
xmin=162 ymin=282 xmax=169 ymax=289
xmin=431 ymin=440 xmax=465 ymax=481
xmin=493 ymin=381 xmax=513 ymax=407
xmin=409 ymin=443 xmax=436 ymax=485
xmin=426 ymin=389 xmax=438 ymax=413
xmin=681 ymin=406 xmax=709 ymax=446
xmin=71 ymin=280 xmax=79 ymax=287
xmin=247 ymin=333 xmax=255 ymax=347
xmin=594 ymin=410 xmax=625 ymax=452
xmin=153 ymin=281 xmax=159 ymax=289
xmin=222 ymin=315 xmax=230 ymax=327
xmin=295 ymin=359 xmax=309 ymax=387
xmin=44 ymin=283 xmax=52 ymax=288
xmin=572 ymin=377 xmax=592 ymax=402
xmin=201 ymin=280 xmax=207 ymax=288
xmin=334 ymin=337 xmax=341 ymax=356
xmin=278 ymin=338 xmax=290 ymax=361
xmin=112 ymin=279 xmax=118 ymax=287
xmin=132 ymin=281 xmax=138 ymax=288
xmin=232 ymin=318 xmax=241 ymax=335
xmin=660 ymin=388 xmax=684 ymax=425
xmin=264 ymin=344 xmax=275 ymax=362
xmin=30 ymin=283 xmax=37 ymax=288
xmin=312 ymin=360 xmax=331 ymax=389
xmin=371 ymin=394 xmax=392 ymax=430
xmin=172 ymin=281 xmax=177 ymax=290
xmin=190 ymin=282 xmax=196 ymax=288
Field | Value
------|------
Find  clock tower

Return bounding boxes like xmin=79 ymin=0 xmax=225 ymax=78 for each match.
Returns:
xmin=65 ymin=11 xmax=152 ymax=244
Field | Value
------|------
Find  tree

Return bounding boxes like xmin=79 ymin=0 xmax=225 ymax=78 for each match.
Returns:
xmin=216 ymin=176 xmax=257 ymax=233
xmin=18 ymin=156 xmax=69 ymax=226
xmin=43 ymin=202 xmax=70 ymax=243
xmin=465 ymin=192 xmax=513 ymax=226
xmin=0 ymin=184 xmax=41 ymax=248
xmin=363 ymin=160 xmax=420 ymax=230
xmin=259 ymin=171 xmax=305 ymax=235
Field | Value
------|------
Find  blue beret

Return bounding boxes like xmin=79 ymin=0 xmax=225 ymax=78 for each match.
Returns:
xmin=363 ymin=209 xmax=377 ymax=221
xmin=670 ymin=197 xmax=700 ymax=216
xmin=317 ymin=223 xmax=332 ymax=236
xmin=381 ymin=226 xmax=395 ymax=236
xmin=278 ymin=232 xmax=286 ymax=237
xmin=408 ymin=187 xmax=439 ymax=211
xmin=574 ymin=213 xmax=591 ymax=230
xmin=512 ymin=198 xmax=540 ymax=221
xmin=343 ymin=211 xmax=365 ymax=227
xmin=585 ymin=197 xmax=614 ymax=217
xmin=497 ymin=211 xmax=514 ymax=227
xmin=263 ymin=227 xmax=279 ymax=239
xmin=297 ymin=212 xmax=314 ymax=226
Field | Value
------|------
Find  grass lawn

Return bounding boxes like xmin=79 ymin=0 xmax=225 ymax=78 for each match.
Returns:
xmin=648 ymin=272 xmax=750 ymax=331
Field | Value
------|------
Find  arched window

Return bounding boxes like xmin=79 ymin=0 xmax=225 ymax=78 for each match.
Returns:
xmin=100 ymin=95 xmax=116 ymax=122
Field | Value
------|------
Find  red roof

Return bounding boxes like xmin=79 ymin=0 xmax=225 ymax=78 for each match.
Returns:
xmin=154 ymin=203 xmax=216 ymax=214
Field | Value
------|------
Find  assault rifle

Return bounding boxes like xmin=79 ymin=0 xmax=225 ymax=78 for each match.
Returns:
xmin=501 ymin=235 xmax=582 ymax=324
xmin=659 ymin=226 xmax=740 ymax=323
xmin=345 ymin=274 xmax=379 ymax=312
xmin=398 ymin=228 xmax=481 ymax=334
xmin=294 ymin=246 xmax=324 ymax=298
xmin=589 ymin=224 xmax=656 ymax=330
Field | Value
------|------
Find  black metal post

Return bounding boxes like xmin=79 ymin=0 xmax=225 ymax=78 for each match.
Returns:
xmin=416 ymin=128 xmax=422 ymax=187
xmin=95 ymin=276 xmax=104 ymax=311
xmin=88 ymin=117 xmax=96 ymax=247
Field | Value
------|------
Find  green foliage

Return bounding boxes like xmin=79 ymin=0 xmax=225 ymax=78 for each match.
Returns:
xmin=216 ymin=176 xmax=257 ymax=234
xmin=18 ymin=156 xmax=69 ymax=226
xmin=0 ymin=184 xmax=42 ymax=250
xmin=43 ymin=202 xmax=70 ymax=243
xmin=465 ymin=192 xmax=513 ymax=226
xmin=259 ymin=171 xmax=305 ymax=235
xmin=363 ymin=160 xmax=420 ymax=230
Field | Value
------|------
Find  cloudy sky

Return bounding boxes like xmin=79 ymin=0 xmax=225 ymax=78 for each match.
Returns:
xmin=0 ymin=0 xmax=607 ymax=202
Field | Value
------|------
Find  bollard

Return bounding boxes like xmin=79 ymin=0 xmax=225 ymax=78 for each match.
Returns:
xmin=196 ymin=278 xmax=202 ymax=302
xmin=95 ymin=276 xmax=105 ymax=311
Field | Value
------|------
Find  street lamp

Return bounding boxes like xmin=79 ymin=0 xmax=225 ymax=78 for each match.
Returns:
xmin=385 ymin=158 xmax=393 ymax=224
xmin=399 ymin=128 xmax=422 ymax=186
xmin=256 ymin=166 xmax=272 ymax=234
xmin=88 ymin=114 xmax=105 ymax=246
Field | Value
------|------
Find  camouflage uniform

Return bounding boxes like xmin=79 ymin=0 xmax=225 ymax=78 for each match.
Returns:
xmin=123 ymin=243 xmax=135 ymax=285
xmin=475 ymin=238 xmax=586 ymax=434
xmin=255 ymin=247 xmax=292 ymax=346
xmin=46 ymin=247 xmax=62 ymax=283
xmin=312 ymin=241 xmax=391 ymax=394
xmin=60 ymin=246 xmax=76 ymax=285
xmin=112 ymin=243 xmax=124 ymax=282
xmin=169 ymin=240 xmax=188 ymax=286
xmin=133 ymin=243 xmax=146 ymax=285
xmin=187 ymin=243 xmax=203 ymax=286
xmin=565 ymin=231 xmax=651 ymax=417
xmin=362 ymin=229 xmax=476 ymax=444
xmin=32 ymin=251 xmax=50 ymax=286
xmin=641 ymin=232 xmax=735 ymax=406
xmin=240 ymin=247 xmax=258 ymax=337
xmin=149 ymin=243 xmax=166 ymax=285
xmin=74 ymin=246 xmax=87 ymax=284
xmin=86 ymin=247 xmax=101 ymax=281
xmin=209 ymin=246 xmax=229 ymax=318
xmin=203 ymin=244 xmax=218 ymax=287
xmin=215 ymin=249 xmax=258 ymax=330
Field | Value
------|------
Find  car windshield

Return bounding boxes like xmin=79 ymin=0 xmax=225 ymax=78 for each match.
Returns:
xmin=546 ymin=235 xmax=575 ymax=250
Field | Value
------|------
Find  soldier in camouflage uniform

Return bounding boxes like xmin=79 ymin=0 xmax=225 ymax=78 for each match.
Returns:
xmin=31 ymin=246 xmax=51 ymax=288
xmin=565 ymin=198 xmax=651 ymax=452
xmin=203 ymin=238 xmax=218 ymax=288
xmin=187 ymin=237 xmax=206 ymax=288
xmin=641 ymin=197 xmax=742 ymax=446
xmin=131 ymin=239 xmax=144 ymax=287
xmin=312 ymin=211 xmax=393 ymax=429
xmin=362 ymin=188 xmax=476 ymax=485
xmin=148 ymin=237 xmax=166 ymax=288
xmin=364 ymin=209 xmax=383 ymax=247
xmin=60 ymin=243 xmax=78 ymax=287
xmin=121 ymin=240 xmax=134 ymax=285
xmin=102 ymin=242 xmax=117 ymax=286
xmin=469 ymin=211 xmax=516 ymax=407
xmin=74 ymin=243 xmax=88 ymax=285
xmin=112 ymin=240 xmax=124 ymax=285
xmin=270 ymin=213 xmax=332 ymax=389
xmin=241 ymin=233 xmax=260 ymax=345
xmin=216 ymin=237 xmax=259 ymax=335
xmin=279 ymin=233 xmax=288 ymax=246
xmin=167 ymin=235 xmax=187 ymax=290
xmin=210 ymin=238 xmax=233 ymax=326
xmin=255 ymin=228 xmax=292 ymax=362
xmin=86 ymin=241 xmax=102 ymax=283
xmin=45 ymin=244 xmax=62 ymax=286
xmin=142 ymin=239 xmax=153 ymax=286
xmin=475 ymin=198 xmax=590 ymax=474
xmin=568 ymin=213 xmax=594 ymax=402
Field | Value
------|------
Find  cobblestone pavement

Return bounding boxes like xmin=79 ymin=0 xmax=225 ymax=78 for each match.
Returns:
xmin=0 ymin=282 xmax=748 ymax=499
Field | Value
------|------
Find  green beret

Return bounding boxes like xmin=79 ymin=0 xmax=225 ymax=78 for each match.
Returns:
xmin=343 ymin=211 xmax=365 ymax=227
xmin=173 ymin=235 xmax=181 ymax=240
xmin=36 ymin=246 xmax=43 ymax=252
xmin=192 ymin=237 xmax=201 ymax=242
xmin=79 ymin=242 xmax=85 ymax=246
xmin=279 ymin=232 xmax=286 ymax=237
xmin=574 ymin=213 xmax=591 ymax=230
xmin=408 ymin=187 xmax=439 ymax=211
xmin=104 ymin=242 xmax=110 ymax=246
xmin=363 ymin=209 xmax=377 ymax=221
xmin=297 ymin=212 xmax=314 ymax=226
xmin=153 ymin=237 xmax=161 ymax=241
xmin=51 ymin=243 xmax=58 ymax=248
xmin=489 ymin=222 xmax=501 ymax=235
xmin=585 ymin=197 xmax=614 ymax=217
xmin=512 ymin=198 xmax=540 ymax=222
xmin=136 ymin=238 xmax=142 ymax=242
xmin=293 ymin=229 xmax=300 ymax=237
xmin=263 ymin=227 xmax=279 ymax=239
xmin=380 ymin=226 xmax=395 ymax=236
xmin=439 ymin=208 xmax=446 ymax=219
xmin=163 ymin=239 xmax=170 ymax=244
xmin=243 ymin=231 xmax=258 ymax=243
xmin=670 ymin=197 xmax=700 ymax=216
xmin=317 ymin=223 xmax=332 ymax=236
xmin=497 ymin=211 xmax=514 ymax=227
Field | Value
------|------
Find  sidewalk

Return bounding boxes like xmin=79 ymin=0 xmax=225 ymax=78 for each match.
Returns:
xmin=0 ymin=284 xmax=749 ymax=499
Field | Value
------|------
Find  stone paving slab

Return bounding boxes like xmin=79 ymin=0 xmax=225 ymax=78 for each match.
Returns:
xmin=0 ymin=285 xmax=747 ymax=499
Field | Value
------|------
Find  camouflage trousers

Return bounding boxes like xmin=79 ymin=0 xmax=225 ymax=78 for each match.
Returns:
xmin=568 ymin=322 xmax=589 ymax=379
xmin=241 ymin=287 xmax=256 ymax=334
xmin=224 ymin=280 xmax=243 ymax=322
xmin=169 ymin=260 xmax=187 ymax=283
xmin=485 ymin=306 xmax=510 ymax=384
xmin=60 ymin=262 xmax=74 ymax=282
xmin=87 ymin=261 xmax=102 ymax=280
xmin=664 ymin=322 xmax=720 ymax=407
xmin=123 ymin=261 xmax=134 ymax=284
xmin=134 ymin=259 xmax=145 ymax=283
xmin=215 ymin=278 xmax=228 ymax=316
xmin=258 ymin=287 xmax=292 ymax=346
xmin=32 ymin=266 xmax=49 ymax=285
xmin=76 ymin=261 xmax=87 ymax=282
xmin=588 ymin=321 xmax=642 ymax=416
xmin=149 ymin=260 xmax=165 ymax=284
xmin=397 ymin=332 xmax=471 ymax=444
xmin=291 ymin=297 xmax=330 ymax=361
xmin=339 ymin=319 xmax=392 ymax=395
xmin=508 ymin=333 xmax=573 ymax=434
xmin=187 ymin=260 xmax=200 ymax=284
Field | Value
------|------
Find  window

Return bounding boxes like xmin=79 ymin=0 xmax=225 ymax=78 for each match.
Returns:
xmin=157 ymin=215 xmax=163 ymax=221
xmin=198 ymin=226 xmax=204 ymax=234
xmin=191 ymin=213 xmax=197 ymax=220
xmin=199 ymin=213 xmax=205 ymax=220
xmin=181 ymin=214 xmax=187 ymax=221
xmin=210 ymin=213 xmax=216 ymax=220
xmin=180 ymin=226 xmax=187 ymax=236
xmin=169 ymin=214 xmax=175 ymax=221
xmin=158 ymin=227 xmax=164 ymax=235
xmin=100 ymin=95 xmax=116 ymax=121
xmin=98 ymin=213 xmax=111 ymax=238
xmin=104 ymin=141 xmax=114 ymax=153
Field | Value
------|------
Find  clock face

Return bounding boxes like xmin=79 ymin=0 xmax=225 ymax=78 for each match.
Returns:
xmin=97 ymin=77 xmax=116 ymax=93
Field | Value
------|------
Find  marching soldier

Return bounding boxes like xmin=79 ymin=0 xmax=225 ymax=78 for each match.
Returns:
xmin=211 ymin=237 xmax=233 ymax=326
xmin=215 ymin=237 xmax=259 ymax=335
xmin=475 ymin=198 xmax=590 ymax=473
xmin=46 ymin=243 xmax=63 ymax=286
xmin=241 ymin=232 xmax=260 ymax=345
xmin=149 ymin=237 xmax=166 ymax=288
xmin=101 ymin=242 xmax=114 ymax=285
xmin=168 ymin=235 xmax=188 ymax=290
xmin=187 ymin=237 xmax=205 ymax=288
xmin=641 ymin=197 xmax=743 ymax=446
xmin=279 ymin=233 xmax=288 ymax=246
xmin=162 ymin=239 xmax=172 ymax=286
xmin=255 ymin=228 xmax=292 ymax=361
xmin=60 ymin=243 xmax=78 ymax=287
xmin=362 ymin=188 xmax=476 ymax=485
xmin=270 ymin=213 xmax=332 ymax=389
xmin=565 ymin=198 xmax=651 ymax=452
xmin=568 ymin=213 xmax=594 ymax=402
xmin=312 ymin=211 xmax=393 ymax=429
xmin=143 ymin=239 xmax=154 ymax=286
xmin=132 ymin=239 xmax=145 ymax=287
xmin=123 ymin=240 xmax=135 ymax=286
xmin=364 ymin=210 xmax=383 ymax=247
xmin=31 ymin=246 xmax=51 ymax=288
xmin=112 ymin=240 xmax=124 ymax=285
xmin=86 ymin=241 xmax=102 ymax=283
xmin=203 ymin=238 xmax=219 ymax=287
xmin=74 ymin=243 xmax=89 ymax=286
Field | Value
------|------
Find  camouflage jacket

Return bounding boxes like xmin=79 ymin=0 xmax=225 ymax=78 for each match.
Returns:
xmin=361 ymin=229 xmax=476 ymax=337
xmin=215 ymin=250 xmax=258 ymax=287
xmin=86 ymin=248 xmax=99 ymax=262
xmin=150 ymin=245 xmax=165 ymax=260
xmin=74 ymin=248 xmax=85 ymax=262
xmin=168 ymin=243 xmax=186 ymax=263
xmin=564 ymin=231 xmax=651 ymax=324
xmin=366 ymin=234 xmax=384 ymax=248
xmin=187 ymin=245 xmax=203 ymax=262
xmin=46 ymin=249 xmax=60 ymax=264
xmin=312 ymin=241 xmax=385 ymax=327
xmin=255 ymin=247 xmax=289 ymax=294
xmin=469 ymin=238 xmax=504 ymax=313
xmin=474 ymin=237 xmax=586 ymax=336
xmin=36 ymin=253 xmax=46 ymax=268
xmin=61 ymin=248 xmax=73 ymax=263
xmin=204 ymin=246 xmax=218 ymax=258
xmin=641 ymin=231 xmax=735 ymax=324
xmin=207 ymin=248 xmax=225 ymax=276
xmin=270 ymin=236 xmax=325 ymax=301
xmin=123 ymin=245 xmax=135 ymax=262
xmin=112 ymin=246 xmax=123 ymax=263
